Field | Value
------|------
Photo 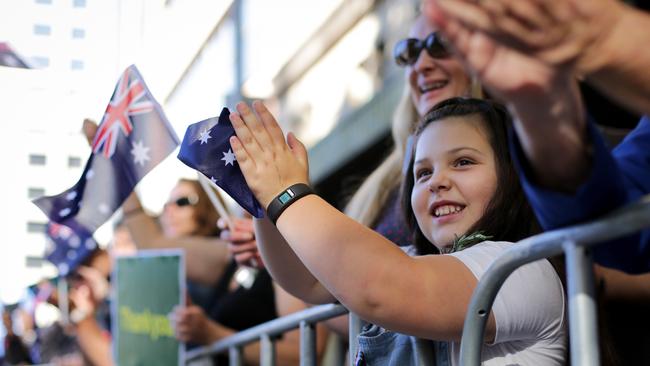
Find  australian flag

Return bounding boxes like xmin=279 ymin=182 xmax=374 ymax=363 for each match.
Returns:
xmin=33 ymin=65 xmax=179 ymax=235
xmin=177 ymin=108 xmax=264 ymax=218
xmin=44 ymin=222 xmax=98 ymax=276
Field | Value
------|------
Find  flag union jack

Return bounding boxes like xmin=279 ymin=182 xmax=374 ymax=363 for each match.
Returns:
xmin=92 ymin=69 xmax=154 ymax=158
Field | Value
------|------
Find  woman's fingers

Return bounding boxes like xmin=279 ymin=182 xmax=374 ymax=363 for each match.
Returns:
xmin=228 ymin=241 xmax=258 ymax=254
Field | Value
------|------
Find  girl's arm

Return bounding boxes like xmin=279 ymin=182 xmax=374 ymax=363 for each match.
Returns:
xmin=254 ymin=217 xmax=336 ymax=304
xmin=228 ymin=101 xmax=496 ymax=341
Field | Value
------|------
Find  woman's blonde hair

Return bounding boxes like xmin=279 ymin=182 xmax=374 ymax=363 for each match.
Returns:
xmin=344 ymin=85 xmax=418 ymax=225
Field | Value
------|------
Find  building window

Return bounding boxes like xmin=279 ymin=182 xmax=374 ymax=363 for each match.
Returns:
xmin=28 ymin=187 xmax=46 ymax=199
xmin=29 ymin=154 xmax=46 ymax=165
xmin=68 ymin=156 xmax=82 ymax=167
xmin=27 ymin=222 xmax=47 ymax=234
xmin=31 ymin=56 xmax=50 ymax=68
xmin=33 ymin=24 xmax=51 ymax=36
xmin=35 ymin=0 xmax=52 ymax=4
xmin=70 ymin=59 xmax=84 ymax=70
xmin=72 ymin=28 xmax=85 ymax=39
xmin=73 ymin=0 xmax=86 ymax=8
xmin=26 ymin=256 xmax=45 ymax=268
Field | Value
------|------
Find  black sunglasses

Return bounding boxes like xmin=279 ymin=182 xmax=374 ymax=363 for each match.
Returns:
xmin=393 ymin=32 xmax=450 ymax=66
xmin=165 ymin=195 xmax=199 ymax=208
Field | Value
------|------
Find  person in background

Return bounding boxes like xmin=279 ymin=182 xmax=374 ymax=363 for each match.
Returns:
xmin=424 ymin=0 xmax=650 ymax=362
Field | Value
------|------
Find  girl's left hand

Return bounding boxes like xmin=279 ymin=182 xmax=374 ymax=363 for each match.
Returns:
xmin=229 ymin=101 xmax=309 ymax=208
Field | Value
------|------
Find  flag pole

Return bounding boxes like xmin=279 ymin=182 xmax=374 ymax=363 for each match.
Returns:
xmin=197 ymin=173 xmax=261 ymax=270
xmin=197 ymin=173 xmax=233 ymax=231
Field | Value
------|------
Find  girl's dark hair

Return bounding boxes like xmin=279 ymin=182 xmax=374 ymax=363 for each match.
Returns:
xmin=401 ymin=97 xmax=540 ymax=255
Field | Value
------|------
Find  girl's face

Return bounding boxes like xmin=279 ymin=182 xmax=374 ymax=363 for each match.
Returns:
xmin=161 ymin=182 xmax=200 ymax=238
xmin=407 ymin=16 xmax=471 ymax=117
xmin=410 ymin=116 xmax=497 ymax=251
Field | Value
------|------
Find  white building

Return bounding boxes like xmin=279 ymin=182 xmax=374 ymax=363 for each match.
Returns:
xmin=0 ymin=0 xmax=419 ymax=303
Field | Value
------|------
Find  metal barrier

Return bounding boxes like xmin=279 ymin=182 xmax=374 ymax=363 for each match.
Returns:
xmin=460 ymin=195 xmax=650 ymax=366
xmin=184 ymin=303 xmax=351 ymax=366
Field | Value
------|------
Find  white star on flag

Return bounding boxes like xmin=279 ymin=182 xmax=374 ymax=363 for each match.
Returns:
xmin=58 ymin=263 xmax=69 ymax=275
xmin=198 ymin=128 xmax=212 ymax=144
xmin=221 ymin=149 xmax=236 ymax=166
xmin=66 ymin=191 xmax=77 ymax=201
xmin=59 ymin=208 xmax=72 ymax=218
xmin=131 ymin=140 xmax=151 ymax=166
xmin=85 ymin=238 xmax=96 ymax=250
xmin=210 ymin=176 xmax=217 ymax=184
xmin=86 ymin=169 xmax=94 ymax=179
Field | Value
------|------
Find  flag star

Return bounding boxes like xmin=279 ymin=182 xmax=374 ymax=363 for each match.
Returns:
xmin=98 ymin=203 xmax=110 ymax=214
xmin=210 ymin=176 xmax=217 ymax=184
xmin=58 ymin=263 xmax=69 ymax=275
xmin=198 ymin=128 xmax=212 ymax=144
xmin=69 ymin=236 xmax=81 ymax=248
xmin=221 ymin=149 xmax=236 ymax=166
xmin=86 ymin=169 xmax=94 ymax=179
xmin=59 ymin=208 xmax=72 ymax=218
xmin=66 ymin=191 xmax=77 ymax=201
xmin=67 ymin=250 xmax=78 ymax=260
xmin=85 ymin=238 xmax=96 ymax=250
xmin=131 ymin=140 xmax=151 ymax=166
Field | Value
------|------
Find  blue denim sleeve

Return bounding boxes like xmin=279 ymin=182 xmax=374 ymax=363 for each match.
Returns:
xmin=509 ymin=117 xmax=649 ymax=273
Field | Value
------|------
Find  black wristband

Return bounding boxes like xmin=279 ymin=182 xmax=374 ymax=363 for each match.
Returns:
xmin=266 ymin=183 xmax=314 ymax=225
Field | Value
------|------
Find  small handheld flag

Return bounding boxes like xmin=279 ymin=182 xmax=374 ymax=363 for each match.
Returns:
xmin=177 ymin=108 xmax=265 ymax=218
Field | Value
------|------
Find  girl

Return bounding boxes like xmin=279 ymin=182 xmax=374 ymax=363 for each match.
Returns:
xmin=229 ymin=98 xmax=567 ymax=365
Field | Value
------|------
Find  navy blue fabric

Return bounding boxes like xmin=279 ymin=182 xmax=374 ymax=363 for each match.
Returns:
xmin=509 ymin=116 xmax=650 ymax=273
xmin=177 ymin=108 xmax=265 ymax=218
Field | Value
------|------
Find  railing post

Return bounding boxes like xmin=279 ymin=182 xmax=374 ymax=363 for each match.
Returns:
xmin=564 ymin=240 xmax=601 ymax=366
xmin=300 ymin=321 xmax=316 ymax=366
xmin=229 ymin=346 xmax=244 ymax=366
xmin=348 ymin=313 xmax=363 ymax=365
xmin=260 ymin=334 xmax=276 ymax=366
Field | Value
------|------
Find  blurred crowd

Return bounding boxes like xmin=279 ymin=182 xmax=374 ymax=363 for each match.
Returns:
xmin=4 ymin=0 xmax=650 ymax=365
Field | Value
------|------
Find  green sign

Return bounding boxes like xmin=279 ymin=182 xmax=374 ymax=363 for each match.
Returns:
xmin=112 ymin=250 xmax=185 ymax=366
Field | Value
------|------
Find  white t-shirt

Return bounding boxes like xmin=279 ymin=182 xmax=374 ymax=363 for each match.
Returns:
xmin=448 ymin=241 xmax=567 ymax=366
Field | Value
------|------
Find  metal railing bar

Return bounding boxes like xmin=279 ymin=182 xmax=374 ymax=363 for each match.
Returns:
xmin=260 ymin=334 xmax=276 ymax=366
xmin=348 ymin=313 xmax=363 ymax=365
xmin=229 ymin=346 xmax=243 ymax=366
xmin=186 ymin=303 xmax=348 ymax=361
xmin=460 ymin=196 xmax=650 ymax=365
xmin=564 ymin=241 xmax=600 ymax=366
xmin=300 ymin=321 xmax=317 ymax=366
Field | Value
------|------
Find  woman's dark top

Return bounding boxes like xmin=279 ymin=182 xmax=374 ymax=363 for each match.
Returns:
xmin=205 ymin=260 xmax=277 ymax=364
xmin=372 ymin=188 xmax=412 ymax=247
xmin=208 ymin=260 xmax=277 ymax=330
